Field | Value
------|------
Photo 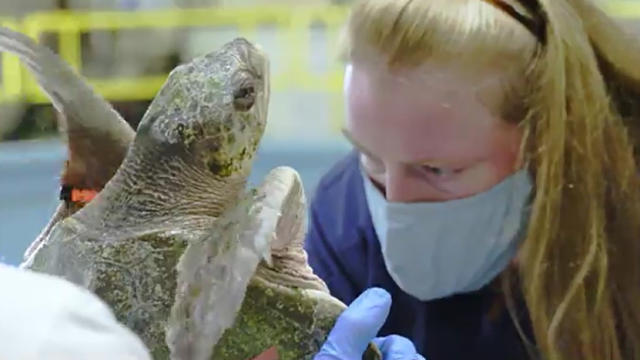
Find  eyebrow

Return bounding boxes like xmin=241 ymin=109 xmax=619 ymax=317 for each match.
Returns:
xmin=341 ymin=127 xmax=444 ymax=167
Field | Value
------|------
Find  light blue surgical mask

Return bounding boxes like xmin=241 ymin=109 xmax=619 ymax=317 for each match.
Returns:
xmin=361 ymin=166 xmax=533 ymax=301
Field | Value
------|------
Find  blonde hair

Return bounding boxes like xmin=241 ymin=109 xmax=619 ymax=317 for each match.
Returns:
xmin=340 ymin=0 xmax=640 ymax=359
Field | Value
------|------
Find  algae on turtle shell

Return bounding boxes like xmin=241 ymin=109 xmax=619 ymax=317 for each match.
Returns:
xmin=211 ymin=277 xmax=347 ymax=359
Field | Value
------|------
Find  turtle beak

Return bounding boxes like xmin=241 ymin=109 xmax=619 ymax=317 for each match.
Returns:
xmin=256 ymin=44 xmax=270 ymax=104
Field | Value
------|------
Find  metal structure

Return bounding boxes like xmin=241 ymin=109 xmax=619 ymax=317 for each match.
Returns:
xmin=0 ymin=1 xmax=638 ymax=136
xmin=0 ymin=6 xmax=348 ymax=104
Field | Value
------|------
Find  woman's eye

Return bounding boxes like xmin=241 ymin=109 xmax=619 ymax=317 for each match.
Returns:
xmin=422 ymin=165 xmax=460 ymax=178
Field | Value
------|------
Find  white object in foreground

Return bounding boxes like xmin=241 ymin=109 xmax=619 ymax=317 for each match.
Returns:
xmin=0 ymin=262 xmax=151 ymax=360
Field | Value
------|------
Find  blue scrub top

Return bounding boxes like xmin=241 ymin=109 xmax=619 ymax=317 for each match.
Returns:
xmin=304 ymin=150 xmax=536 ymax=359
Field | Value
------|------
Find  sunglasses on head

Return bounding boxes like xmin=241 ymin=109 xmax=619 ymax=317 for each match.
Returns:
xmin=482 ymin=0 xmax=548 ymax=44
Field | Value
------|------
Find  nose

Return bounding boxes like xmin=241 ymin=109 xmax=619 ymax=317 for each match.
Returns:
xmin=229 ymin=37 xmax=255 ymax=50
xmin=225 ymin=37 xmax=260 ymax=64
xmin=384 ymin=165 xmax=420 ymax=203
xmin=383 ymin=165 xmax=442 ymax=203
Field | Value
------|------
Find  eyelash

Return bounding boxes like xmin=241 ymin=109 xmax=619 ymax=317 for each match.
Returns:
xmin=423 ymin=165 xmax=448 ymax=176
xmin=363 ymin=155 xmax=462 ymax=179
xmin=422 ymin=165 xmax=463 ymax=178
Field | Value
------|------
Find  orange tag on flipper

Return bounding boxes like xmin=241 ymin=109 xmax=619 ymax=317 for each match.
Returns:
xmin=71 ymin=188 xmax=98 ymax=203
xmin=249 ymin=346 xmax=279 ymax=360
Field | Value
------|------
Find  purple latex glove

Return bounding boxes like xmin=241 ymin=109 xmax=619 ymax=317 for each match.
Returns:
xmin=314 ymin=287 xmax=425 ymax=360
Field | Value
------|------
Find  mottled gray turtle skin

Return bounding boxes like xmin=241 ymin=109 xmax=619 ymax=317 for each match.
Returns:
xmin=4 ymin=26 xmax=381 ymax=360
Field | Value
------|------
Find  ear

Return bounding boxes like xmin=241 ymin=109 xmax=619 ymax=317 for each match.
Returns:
xmin=0 ymin=27 xmax=134 ymax=190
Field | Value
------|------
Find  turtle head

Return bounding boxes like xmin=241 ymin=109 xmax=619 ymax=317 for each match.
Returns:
xmin=136 ymin=37 xmax=270 ymax=178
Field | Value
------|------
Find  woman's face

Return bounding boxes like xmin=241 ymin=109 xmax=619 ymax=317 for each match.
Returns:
xmin=344 ymin=56 xmax=524 ymax=202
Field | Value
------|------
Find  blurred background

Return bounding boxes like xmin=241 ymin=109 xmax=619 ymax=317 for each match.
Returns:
xmin=0 ymin=0 xmax=637 ymax=265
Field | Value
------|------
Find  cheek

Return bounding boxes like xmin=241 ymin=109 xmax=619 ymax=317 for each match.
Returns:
xmin=490 ymin=124 xmax=523 ymax=172
xmin=458 ymin=125 xmax=523 ymax=194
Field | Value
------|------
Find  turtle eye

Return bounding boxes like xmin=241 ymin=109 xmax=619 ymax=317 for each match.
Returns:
xmin=232 ymin=85 xmax=255 ymax=111
xmin=175 ymin=123 xmax=185 ymax=138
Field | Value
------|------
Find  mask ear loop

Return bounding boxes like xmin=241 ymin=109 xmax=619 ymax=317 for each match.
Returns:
xmin=59 ymin=184 xmax=98 ymax=209
xmin=481 ymin=0 xmax=548 ymax=45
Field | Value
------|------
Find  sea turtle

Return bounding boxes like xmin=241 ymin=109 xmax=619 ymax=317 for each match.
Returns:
xmin=0 ymin=27 xmax=381 ymax=360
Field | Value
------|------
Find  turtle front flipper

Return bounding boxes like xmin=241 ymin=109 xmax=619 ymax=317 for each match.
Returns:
xmin=0 ymin=27 xmax=135 ymax=261
xmin=166 ymin=166 xmax=301 ymax=360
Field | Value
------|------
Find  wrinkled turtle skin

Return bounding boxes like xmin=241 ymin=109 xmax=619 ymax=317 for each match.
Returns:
xmin=3 ymin=26 xmax=381 ymax=360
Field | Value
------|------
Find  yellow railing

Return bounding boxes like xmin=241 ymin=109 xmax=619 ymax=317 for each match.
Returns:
xmin=1 ymin=1 xmax=640 ymax=107
xmin=0 ymin=17 xmax=21 ymax=103
xmin=603 ymin=0 xmax=640 ymax=18
xmin=0 ymin=5 xmax=350 ymax=106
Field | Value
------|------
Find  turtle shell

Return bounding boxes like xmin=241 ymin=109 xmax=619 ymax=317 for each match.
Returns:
xmin=24 ymin=179 xmax=382 ymax=360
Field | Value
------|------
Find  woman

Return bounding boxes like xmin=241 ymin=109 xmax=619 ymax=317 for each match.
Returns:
xmin=306 ymin=0 xmax=640 ymax=359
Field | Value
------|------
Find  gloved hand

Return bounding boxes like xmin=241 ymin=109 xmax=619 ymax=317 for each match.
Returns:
xmin=314 ymin=287 xmax=425 ymax=360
